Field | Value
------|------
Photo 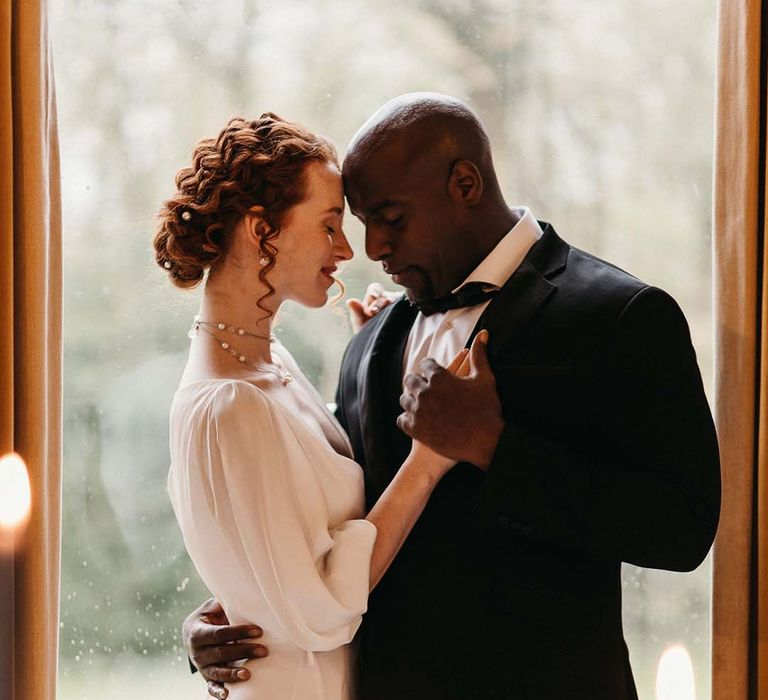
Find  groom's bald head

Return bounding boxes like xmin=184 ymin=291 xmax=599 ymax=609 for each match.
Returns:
xmin=342 ymin=93 xmax=512 ymax=301
xmin=343 ymin=92 xmax=496 ymax=189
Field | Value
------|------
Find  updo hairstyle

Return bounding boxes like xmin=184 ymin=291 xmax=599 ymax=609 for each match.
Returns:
xmin=154 ymin=113 xmax=338 ymax=289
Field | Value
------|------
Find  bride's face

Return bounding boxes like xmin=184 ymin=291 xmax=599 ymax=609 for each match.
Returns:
xmin=269 ymin=161 xmax=353 ymax=308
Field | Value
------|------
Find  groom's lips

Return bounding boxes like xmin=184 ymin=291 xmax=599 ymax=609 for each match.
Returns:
xmin=386 ymin=266 xmax=412 ymax=285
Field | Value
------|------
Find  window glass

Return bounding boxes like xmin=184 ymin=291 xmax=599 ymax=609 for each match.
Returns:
xmin=54 ymin=1 xmax=715 ymax=697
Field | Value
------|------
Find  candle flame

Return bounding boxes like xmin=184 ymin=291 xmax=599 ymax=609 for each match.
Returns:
xmin=0 ymin=453 xmax=32 ymax=528
xmin=656 ymin=644 xmax=695 ymax=700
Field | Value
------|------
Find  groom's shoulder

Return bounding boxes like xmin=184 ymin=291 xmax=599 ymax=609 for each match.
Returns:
xmin=555 ymin=239 xmax=651 ymax=310
xmin=539 ymin=233 xmax=677 ymax=334
xmin=534 ymin=223 xmax=649 ymax=309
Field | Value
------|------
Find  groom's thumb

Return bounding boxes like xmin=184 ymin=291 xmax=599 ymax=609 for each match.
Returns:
xmin=468 ymin=330 xmax=491 ymax=377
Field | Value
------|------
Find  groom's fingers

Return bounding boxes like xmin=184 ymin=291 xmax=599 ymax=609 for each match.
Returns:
xmin=212 ymin=623 xmax=263 ymax=646
xmin=403 ymin=372 xmax=427 ymax=393
xmin=196 ymin=640 xmax=268 ymax=670
xmin=418 ymin=358 xmax=445 ymax=381
xmin=399 ymin=391 xmax=416 ymax=413
xmin=204 ymin=665 xmax=250 ymax=683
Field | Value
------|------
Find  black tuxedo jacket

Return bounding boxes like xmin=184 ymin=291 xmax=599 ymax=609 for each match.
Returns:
xmin=335 ymin=224 xmax=721 ymax=700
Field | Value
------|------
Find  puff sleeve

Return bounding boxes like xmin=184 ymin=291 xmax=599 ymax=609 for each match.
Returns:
xmin=172 ymin=380 xmax=377 ymax=652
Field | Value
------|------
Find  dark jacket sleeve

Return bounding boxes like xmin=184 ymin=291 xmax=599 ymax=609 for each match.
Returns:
xmin=475 ymin=286 xmax=721 ymax=572
xmin=334 ymin=345 xmax=352 ymax=434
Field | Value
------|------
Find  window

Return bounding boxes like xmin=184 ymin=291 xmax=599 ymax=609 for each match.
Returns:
xmin=55 ymin=1 xmax=715 ymax=697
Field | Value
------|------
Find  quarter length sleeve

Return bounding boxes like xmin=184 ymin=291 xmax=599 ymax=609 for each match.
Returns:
xmin=203 ymin=381 xmax=377 ymax=652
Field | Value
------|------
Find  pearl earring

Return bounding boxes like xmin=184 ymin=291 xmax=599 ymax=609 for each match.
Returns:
xmin=259 ymin=256 xmax=270 ymax=266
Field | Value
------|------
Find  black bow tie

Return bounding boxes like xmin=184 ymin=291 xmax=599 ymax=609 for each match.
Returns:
xmin=414 ymin=281 xmax=499 ymax=317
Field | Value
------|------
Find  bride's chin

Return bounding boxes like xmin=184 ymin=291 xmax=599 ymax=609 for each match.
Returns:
xmin=292 ymin=278 xmax=336 ymax=308
xmin=301 ymin=290 xmax=330 ymax=309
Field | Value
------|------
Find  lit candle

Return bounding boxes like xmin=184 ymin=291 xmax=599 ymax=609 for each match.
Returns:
xmin=656 ymin=644 xmax=695 ymax=700
xmin=0 ymin=453 xmax=32 ymax=697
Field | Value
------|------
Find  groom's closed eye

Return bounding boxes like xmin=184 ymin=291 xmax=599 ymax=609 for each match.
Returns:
xmin=371 ymin=207 xmax=406 ymax=227
xmin=381 ymin=213 xmax=404 ymax=226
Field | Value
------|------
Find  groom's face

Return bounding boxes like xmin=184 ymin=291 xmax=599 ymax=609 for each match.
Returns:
xmin=343 ymin=153 xmax=469 ymax=302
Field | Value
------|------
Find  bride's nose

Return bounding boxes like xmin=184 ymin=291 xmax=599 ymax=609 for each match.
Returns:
xmin=334 ymin=227 xmax=354 ymax=262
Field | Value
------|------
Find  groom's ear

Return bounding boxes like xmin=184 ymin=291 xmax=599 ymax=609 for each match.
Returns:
xmin=447 ymin=160 xmax=483 ymax=207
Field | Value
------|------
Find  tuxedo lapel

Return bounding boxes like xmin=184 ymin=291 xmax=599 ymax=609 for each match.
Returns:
xmin=471 ymin=223 xmax=569 ymax=353
xmin=357 ymin=296 xmax=418 ymax=503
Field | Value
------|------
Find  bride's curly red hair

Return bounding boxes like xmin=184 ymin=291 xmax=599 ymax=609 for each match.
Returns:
xmin=154 ymin=114 xmax=339 ymax=303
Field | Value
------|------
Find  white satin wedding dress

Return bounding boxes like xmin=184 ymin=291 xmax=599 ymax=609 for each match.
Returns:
xmin=167 ymin=373 xmax=377 ymax=700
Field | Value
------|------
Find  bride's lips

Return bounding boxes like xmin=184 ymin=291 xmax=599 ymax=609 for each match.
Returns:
xmin=321 ymin=266 xmax=337 ymax=282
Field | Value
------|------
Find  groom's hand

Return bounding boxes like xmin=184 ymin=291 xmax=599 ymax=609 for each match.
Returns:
xmin=397 ymin=330 xmax=504 ymax=469
xmin=183 ymin=597 xmax=268 ymax=699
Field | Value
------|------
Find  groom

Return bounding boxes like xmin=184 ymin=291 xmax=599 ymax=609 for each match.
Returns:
xmin=182 ymin=93 xmax=721 ymax=699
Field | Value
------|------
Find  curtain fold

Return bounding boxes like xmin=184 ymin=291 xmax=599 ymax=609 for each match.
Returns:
xmin=0 ymin=1 xmax=62 ymax=699
xmin=711 ymin=0 xmax=768 ymax=698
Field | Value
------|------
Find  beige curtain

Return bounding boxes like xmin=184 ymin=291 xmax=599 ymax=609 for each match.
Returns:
xmin=0 ymin=0 xmax=62 ymax=698
xmin=712 ymin=0 xmax=768 ymax=698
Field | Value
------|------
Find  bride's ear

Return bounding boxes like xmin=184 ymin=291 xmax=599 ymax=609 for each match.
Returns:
xmin=245 ymin=206 xmax=271 ymax=241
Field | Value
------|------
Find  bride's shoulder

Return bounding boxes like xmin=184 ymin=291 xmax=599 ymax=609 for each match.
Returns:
xmin=174 ymin=378 xmax=275 ymax=421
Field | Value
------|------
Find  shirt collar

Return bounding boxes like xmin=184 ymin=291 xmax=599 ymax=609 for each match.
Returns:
xmin=451 ymin=207 xmax=543 ymax=294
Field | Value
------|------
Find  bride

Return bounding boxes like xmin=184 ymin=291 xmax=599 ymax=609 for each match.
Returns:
xmin=155 ymin=114 xmax=481 ymax=699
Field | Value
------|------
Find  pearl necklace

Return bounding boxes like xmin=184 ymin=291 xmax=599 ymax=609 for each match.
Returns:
xmin=189 ymin=316 xmax=272 ymax=342
xmin=189 ymin=316 xmax=294 ymax=386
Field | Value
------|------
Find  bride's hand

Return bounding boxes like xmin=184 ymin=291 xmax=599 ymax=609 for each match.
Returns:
xmin=408 ymin=346 xmax=472 ymax=477
xmin=347 ymin=283 xmax=400 ymax=332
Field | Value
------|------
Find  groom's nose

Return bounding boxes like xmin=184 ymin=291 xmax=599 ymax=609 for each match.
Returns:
xmin=364 ymin=223 xmax=394 ymax=262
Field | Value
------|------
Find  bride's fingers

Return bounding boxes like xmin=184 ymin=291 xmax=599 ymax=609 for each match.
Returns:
xmin=454 ymin=351 xmax=472 ymax=378
xmin=365 ymin=286 xmax=395 ymax=315
xmin=447 ymin=333 xmax=486 ymax=378
xmin=207 ymin=680 xmax=229 ymax=699
xmin=346 ymin=299 xmax=368 ymax=332
xmin=363 ymin=282 xmax=387 ymax=306
xmin=367 ymin=296 xmax=393 ymax=314
xmin=467 ymin=330 xmax=491 ymax=377
xmin=445 ymin=348 xmax=469 ymax=373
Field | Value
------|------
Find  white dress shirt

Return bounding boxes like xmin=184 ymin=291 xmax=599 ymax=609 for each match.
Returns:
xmin=403 ymin=207 xmax=543 ymax=379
